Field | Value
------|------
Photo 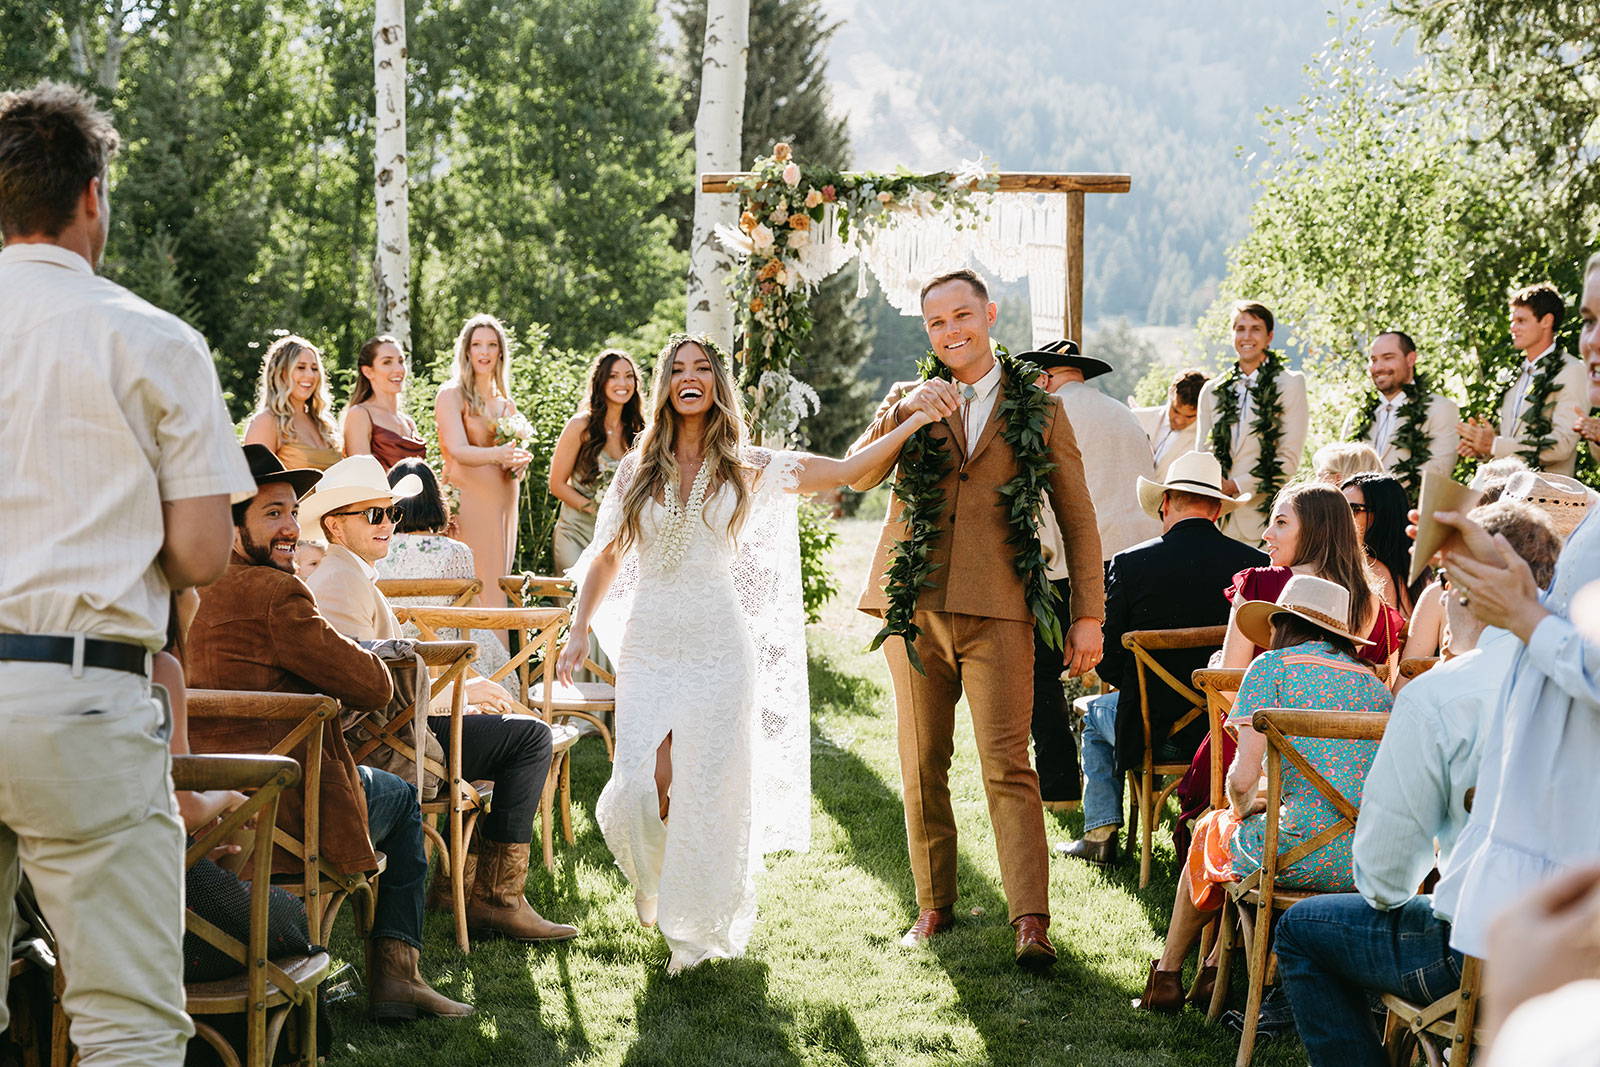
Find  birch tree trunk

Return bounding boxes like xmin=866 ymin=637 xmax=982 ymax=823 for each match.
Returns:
xmin=685 ymin=0 xmax=748 ymax=348
xmin=372 ymin=0 xmax=411 ymax=346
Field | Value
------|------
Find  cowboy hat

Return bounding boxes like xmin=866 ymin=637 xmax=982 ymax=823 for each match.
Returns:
xmin=1500 ymin=470 xmax=1592 ymax=541
xmin=1235 ymin=574 xmax=1374 ymax=651
xmin=1135 ymin=450 xmax=1252 ymax=521
xmin=1017 ymin=338 xmax=1113 ymax=381
xmin=297 ymin=454 xmax=422 ymax=532
xmin=241 ymin=443 xmax=322 ymax=500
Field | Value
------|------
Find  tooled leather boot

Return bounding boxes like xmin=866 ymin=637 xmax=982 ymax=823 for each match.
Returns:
xmin=426 ymin=854 xmax=477 ymax=913
xmin=367 ymin=937 xmax=475 ymax=1022
xmin=467 ymin=840 xmax=579 ymax=942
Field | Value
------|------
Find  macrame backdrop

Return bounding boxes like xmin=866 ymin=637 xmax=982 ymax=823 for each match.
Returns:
xmin=782 ymin=193 xmax=1069 ymax=347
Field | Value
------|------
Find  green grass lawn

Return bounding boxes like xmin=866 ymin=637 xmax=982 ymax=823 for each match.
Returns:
xmin=323 ymin=518 xmax=1305 ymax=1066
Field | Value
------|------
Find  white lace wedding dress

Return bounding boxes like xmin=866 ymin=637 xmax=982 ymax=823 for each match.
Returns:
xmin=570 ymin=447 xmax=811 ymax=973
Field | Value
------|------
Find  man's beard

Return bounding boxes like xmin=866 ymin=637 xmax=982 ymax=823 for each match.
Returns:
xmin=239 ymin=525 xmax=294 ymax=574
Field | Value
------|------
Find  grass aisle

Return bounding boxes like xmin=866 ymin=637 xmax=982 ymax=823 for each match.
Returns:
xmin=325 ymin=518 xmax=1303 ymax=1065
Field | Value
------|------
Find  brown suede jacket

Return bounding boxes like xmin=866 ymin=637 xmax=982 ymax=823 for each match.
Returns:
xmin=186 ymin=553 xmax=394 ymax=875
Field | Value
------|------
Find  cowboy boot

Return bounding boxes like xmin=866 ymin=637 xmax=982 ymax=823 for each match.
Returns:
xmin=426 ymin=854 xmax=477 ymax=913
xmin=367 ymin=937 xmax=475 ymax=1023
xmin=467 ymin=840 xmax=578 ymax=942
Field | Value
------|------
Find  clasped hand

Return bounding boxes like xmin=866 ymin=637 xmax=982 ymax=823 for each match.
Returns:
xmin=899 ymin=379 xmax=962 ymax=424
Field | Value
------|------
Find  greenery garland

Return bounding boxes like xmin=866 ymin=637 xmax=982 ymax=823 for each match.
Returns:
xmin=1348 ymin=373 xmax=1436 ymax=497
xmin=1495 ymin=352 xmax=1566 ymax=467
xmin=1207 ymin=351 xmax=1288 ymax=500
xmin=867 ymin=346 xmax=1061 ymax=674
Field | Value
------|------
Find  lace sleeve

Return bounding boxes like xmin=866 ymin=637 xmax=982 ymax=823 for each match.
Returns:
xmin=566 ymin=451 xmax=640 ymax=662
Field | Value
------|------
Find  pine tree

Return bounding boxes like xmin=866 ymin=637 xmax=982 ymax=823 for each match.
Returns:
xmin=672 ymin=0 xmax=874 ymax=455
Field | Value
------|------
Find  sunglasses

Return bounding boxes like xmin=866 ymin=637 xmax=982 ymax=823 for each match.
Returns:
xmin=328 ymin=505 xmax=404 ymax=525
xmin=1348 ymin=502 xmax=1371 ymax=515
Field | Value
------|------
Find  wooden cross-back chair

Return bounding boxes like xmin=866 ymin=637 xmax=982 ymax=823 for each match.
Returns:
xmin=1122 ymin=626 xmax=1227 ymax=888
xmin=174 ymin=754 xmax=329 ymax=1067
xmin=501 ymin=575 xmax=617 ymax=755
xmin=186 ymin=691 xmax=380 ymax=945
xmin=375 ymin=577 xmax=483 ymax=608
xmin=1210 ymin=708 xmax=1390 ymax=1067
xmin=1380 ymin=955 xmax=1484 ymax=1067
xmin=1193 ymin=668 xmax=1247 ymax=812
xmin=340 ymin=639 xmax=484 ymax=952
xmin=392 ymin=610 xmax=579 ymax=872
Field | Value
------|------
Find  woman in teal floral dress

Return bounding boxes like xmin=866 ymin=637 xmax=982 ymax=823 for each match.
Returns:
xmin=1136 ymin=574 xmax=1393 ymax=1012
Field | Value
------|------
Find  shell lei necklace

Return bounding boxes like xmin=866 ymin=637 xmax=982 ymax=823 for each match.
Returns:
xmin=657 ymin=457 xmax=712 ymax=570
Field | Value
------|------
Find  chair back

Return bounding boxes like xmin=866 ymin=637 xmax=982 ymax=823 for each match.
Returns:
xmin=1192 ymin=668 xmax=1246 ymax=808
xmin=394 ymin=607 xmax=566 ymax=715
xmin=500 ymin=574 xmax=576 ymax=607
xmin=1123 ymin=626 xmax=1227 ymax=767
xmin=376 ymin=577 xmax=482 ymax=607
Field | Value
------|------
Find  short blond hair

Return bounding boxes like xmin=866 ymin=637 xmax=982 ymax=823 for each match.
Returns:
xmin=1313 ymin=442 xmax=1382 ymax=485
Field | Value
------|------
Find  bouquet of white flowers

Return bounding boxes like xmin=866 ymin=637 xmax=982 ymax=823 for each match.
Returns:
xmin=494 ymin=411 xmax=535 ymax=447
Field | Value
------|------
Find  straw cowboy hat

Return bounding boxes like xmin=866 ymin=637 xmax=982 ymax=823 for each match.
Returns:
xmin=1018 ymin=338 xmax=1113 ymax=381
xmin=1235 ymin=574 xmax=1374 ymax=651
xmin=298 ymin=454 xmax=422 ymax=532
xmin=1135 ymin=450 xmax=1252 ymax=522
xmin=1500 ymin=470 xmax=1592 ymax=540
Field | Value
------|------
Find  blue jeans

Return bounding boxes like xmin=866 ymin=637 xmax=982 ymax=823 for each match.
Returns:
xmin=1080 ymin=692 xmax=1122 ymax=832
xmin=359 ymin=766 xmax=427 ymax=950
xmin=1276 ymin=894 xmax=1462 ymax=1067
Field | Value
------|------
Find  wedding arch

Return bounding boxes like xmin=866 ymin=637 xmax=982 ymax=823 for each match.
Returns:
xmin=703 ymin=145 xmax=1131 ymax=440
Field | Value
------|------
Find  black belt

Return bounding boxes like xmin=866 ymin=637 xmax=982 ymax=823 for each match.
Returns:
xmin=0 ymin=634 xmax=150 ymax=677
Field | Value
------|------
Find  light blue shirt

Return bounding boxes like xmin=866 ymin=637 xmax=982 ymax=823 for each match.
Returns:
xmin=1434 ymin=509 xmax=1600 ymax=958
xmin=1352 ymin=628 xmax=1518 ymax=911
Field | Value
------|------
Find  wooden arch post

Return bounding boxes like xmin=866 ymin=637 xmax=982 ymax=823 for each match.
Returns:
xmin=700 ymin=171 xmax=1132 ymax=344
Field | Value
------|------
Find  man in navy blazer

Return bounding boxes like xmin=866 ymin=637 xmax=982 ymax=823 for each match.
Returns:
xmin=1056 ymin=452 xmax=1267 ymax=866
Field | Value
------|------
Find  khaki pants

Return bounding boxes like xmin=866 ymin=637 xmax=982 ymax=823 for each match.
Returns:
xmin=0 ymin=661 xmax=191 ymax=1065
xmin=885 ymin=611 xmax=1050 ymax=921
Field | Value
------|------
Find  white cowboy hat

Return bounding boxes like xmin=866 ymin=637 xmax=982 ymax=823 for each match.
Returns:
xmin=297 ymin=454 xmax=422 ymax=533
xmin=1499 ymin=470 xmax=1592 ymax=541
xmin=1136 ymin=450 xmax=1252 ymax=522
xmin=1234 ymin=573 xmax=1374 ymax=651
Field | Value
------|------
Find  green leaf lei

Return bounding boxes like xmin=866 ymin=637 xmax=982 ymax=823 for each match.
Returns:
xmin=1497 ymin=352 xmax=1566 ymax=467
xmin=868 ymin=346 xmax=1061 ymax=674
xmin=1348 ymin=374 xmax=1436 ymax=498
xmin=1208 ymin=351 xmax=1288 ymax=501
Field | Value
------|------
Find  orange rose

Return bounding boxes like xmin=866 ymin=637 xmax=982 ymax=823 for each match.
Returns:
xmin=739 ymin=210 xmax=758 ymax=233
xmin=773 ymin=142 xmax=792 ymax=162
xmin=757 ymin=259 xmax=782 ymax=281
xmin=750 ymin=297 xmax=765 ymax=313
xmin=788 ymin=213 xmax=811 ymax=230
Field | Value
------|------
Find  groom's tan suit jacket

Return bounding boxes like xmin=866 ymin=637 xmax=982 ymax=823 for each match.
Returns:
xmin=847 ymin=376 xmax=1103 ymax=921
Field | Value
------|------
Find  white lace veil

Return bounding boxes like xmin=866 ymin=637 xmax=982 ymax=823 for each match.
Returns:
xmin=567 ymin=447 xmax=812 ymax=855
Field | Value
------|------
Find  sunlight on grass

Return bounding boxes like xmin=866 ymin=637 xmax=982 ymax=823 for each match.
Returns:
xmin=322 ymin=518 xmax=1303 ymax=1065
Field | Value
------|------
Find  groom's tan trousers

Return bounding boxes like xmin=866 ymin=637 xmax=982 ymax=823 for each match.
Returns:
xmin=884 ymin=610 xmax=1049 ymax=922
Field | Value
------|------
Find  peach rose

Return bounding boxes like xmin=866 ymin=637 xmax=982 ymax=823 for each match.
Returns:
xmin=750 ymin=224 xmax=775 ymax=251
xmin=804 ymin=189 xmax=824 ymax=209
xmin=782 ymin=161 xmax=801 ymax=187
xmin=788 ymin=213 xmax=811 ymax=230
xmin=773 ymin=142 xmax=792 ymax=162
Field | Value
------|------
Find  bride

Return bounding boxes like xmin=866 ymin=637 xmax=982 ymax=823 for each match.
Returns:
xmin=557 ymin=334 xmax=950 ymax=973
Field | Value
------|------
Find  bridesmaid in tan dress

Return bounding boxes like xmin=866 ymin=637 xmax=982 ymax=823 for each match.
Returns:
xmin=242 ymin=334 xmax=343 ymax=471
xmin=434 ymin=314 xmax=531 ymax=608
xmin=547 ymin=348 xmax=644 ymax=572
xmin=342 ymin=334 xmax=426 ymax=471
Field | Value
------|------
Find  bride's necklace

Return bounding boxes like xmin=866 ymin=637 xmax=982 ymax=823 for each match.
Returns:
xmin=657 ymin=456 xmax=712 ymax=571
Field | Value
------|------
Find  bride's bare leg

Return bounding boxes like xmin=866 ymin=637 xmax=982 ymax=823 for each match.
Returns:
xmin=655 ymin=733 xmax=673 ymax=821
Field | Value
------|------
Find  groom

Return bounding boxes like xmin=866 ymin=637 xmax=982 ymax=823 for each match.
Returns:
xmin=848 ymin=269 xmax=1105 ymax=967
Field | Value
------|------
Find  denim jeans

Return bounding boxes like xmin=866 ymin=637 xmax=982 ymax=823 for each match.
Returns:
xmin=359 ymin=766 xmax=427 ymax=949
xmin=1276 ymin=894 xmax=1462 ymax=1067
xmin=1080 ymin=692 xmax=1122 ymax=832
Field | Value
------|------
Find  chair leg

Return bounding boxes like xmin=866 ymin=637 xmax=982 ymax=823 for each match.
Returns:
xmin=1125 ymin=771 xmax=1140 ymax=847
xmin=450 ymin=803 xmax=470 ymax=954
xmin=540 ymin=775 xmax=556 ymax=871
xmin=1207 ymin=899 xmax=1235 ymax=1024
xmin=1235 ymin=905 xmax=1272 ymax=1067
xmin=559 ymin=754 xmax=574 ymax=845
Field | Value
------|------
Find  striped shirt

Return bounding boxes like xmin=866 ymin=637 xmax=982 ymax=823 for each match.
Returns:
xmin=0 ymin=242 xmax=253 ymax=651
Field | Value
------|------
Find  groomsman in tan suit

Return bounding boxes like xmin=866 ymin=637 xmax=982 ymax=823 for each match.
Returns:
xmin=1193 ymin=302 xmax=1309 ymax=544
xmin=1340 ymin=331 xmax=1459 ymax=486
xmin=848 ymin=269 xmax=1104 ymax=968
xmin=1457 ymin=282 xmax=1587 ymax=476
xmin=1134 ymin=369 xmax=1206 ymax=480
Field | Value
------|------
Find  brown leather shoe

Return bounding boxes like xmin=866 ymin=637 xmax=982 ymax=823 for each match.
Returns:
xmin=1188 ymin=964 xmax=1218 ymax=1009
xmin=1053 ymin=833 xmax=1119 ymax=867
xmin=1013 ymin=914 xmax=1056 ymax=968
xmin=1134 ymin=959 xmax=1184 ymax=1013
xmin=367 ymin=938 xmax=475 ymax=1022
xmin=425 ymin=854 xmax=476 ymax=913
xmin=467 ymin=840 xmax=578 ymax=942
xmin=899 ymin=906 xmax=956 ymax=947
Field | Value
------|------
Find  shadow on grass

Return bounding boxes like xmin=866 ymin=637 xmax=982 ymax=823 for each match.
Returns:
xmin=807 ymin=649 xmax=888 ymax=719
xmin=620 ymin=958 xmax=814 ymax=1067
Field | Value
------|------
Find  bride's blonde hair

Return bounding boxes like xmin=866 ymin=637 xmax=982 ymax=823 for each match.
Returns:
xmin=254 ymin=334 xmax=339 ymax=448
xmin=617 ymin=334 xmax=751 ymax=554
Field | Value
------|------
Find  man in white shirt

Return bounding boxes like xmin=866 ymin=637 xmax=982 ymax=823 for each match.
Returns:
xmin=1192 ymin=302 xmax=1309 ymax=544
xmin=0 ymin=81 xmax=254 ymax=1063
xmin=1458 ymin=282 xmax=1587 ymax=475
xmin=1340 ymin=331 xmax=1460 ymax=496
xmin=1273 ymin=502 xmax=1561 ymax=1067
xmin=1134 ymin=369 xmax=1206 ymax=480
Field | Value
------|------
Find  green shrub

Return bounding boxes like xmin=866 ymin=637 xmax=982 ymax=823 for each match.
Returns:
xmin=797 ymin=498 xmax=842 ymax=624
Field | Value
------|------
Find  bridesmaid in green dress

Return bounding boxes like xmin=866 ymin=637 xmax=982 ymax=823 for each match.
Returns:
xmin=548 ymin=349 xmax=644 ymax=572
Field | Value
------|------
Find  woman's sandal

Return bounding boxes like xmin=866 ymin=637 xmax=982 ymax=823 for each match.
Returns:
xmin=1133 ymin=960 xmax=1185 ymax=1013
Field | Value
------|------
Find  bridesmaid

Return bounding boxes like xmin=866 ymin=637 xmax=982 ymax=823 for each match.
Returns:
xmin=547 ymin=349 xmax=644 ymax=572
xmin=243 ymin=334 xmax=343 ymax=471
xmin=434 ymin=314 xmax=531 ymax=608
xmin=342 ymin=334 xmax=426 ymax=471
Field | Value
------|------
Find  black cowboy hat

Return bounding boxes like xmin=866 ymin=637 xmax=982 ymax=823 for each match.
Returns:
xmin=242 ymin=443 xmax=322 ymax=499
xmin=1018 ymin=338 xmax=1113 ymax=381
